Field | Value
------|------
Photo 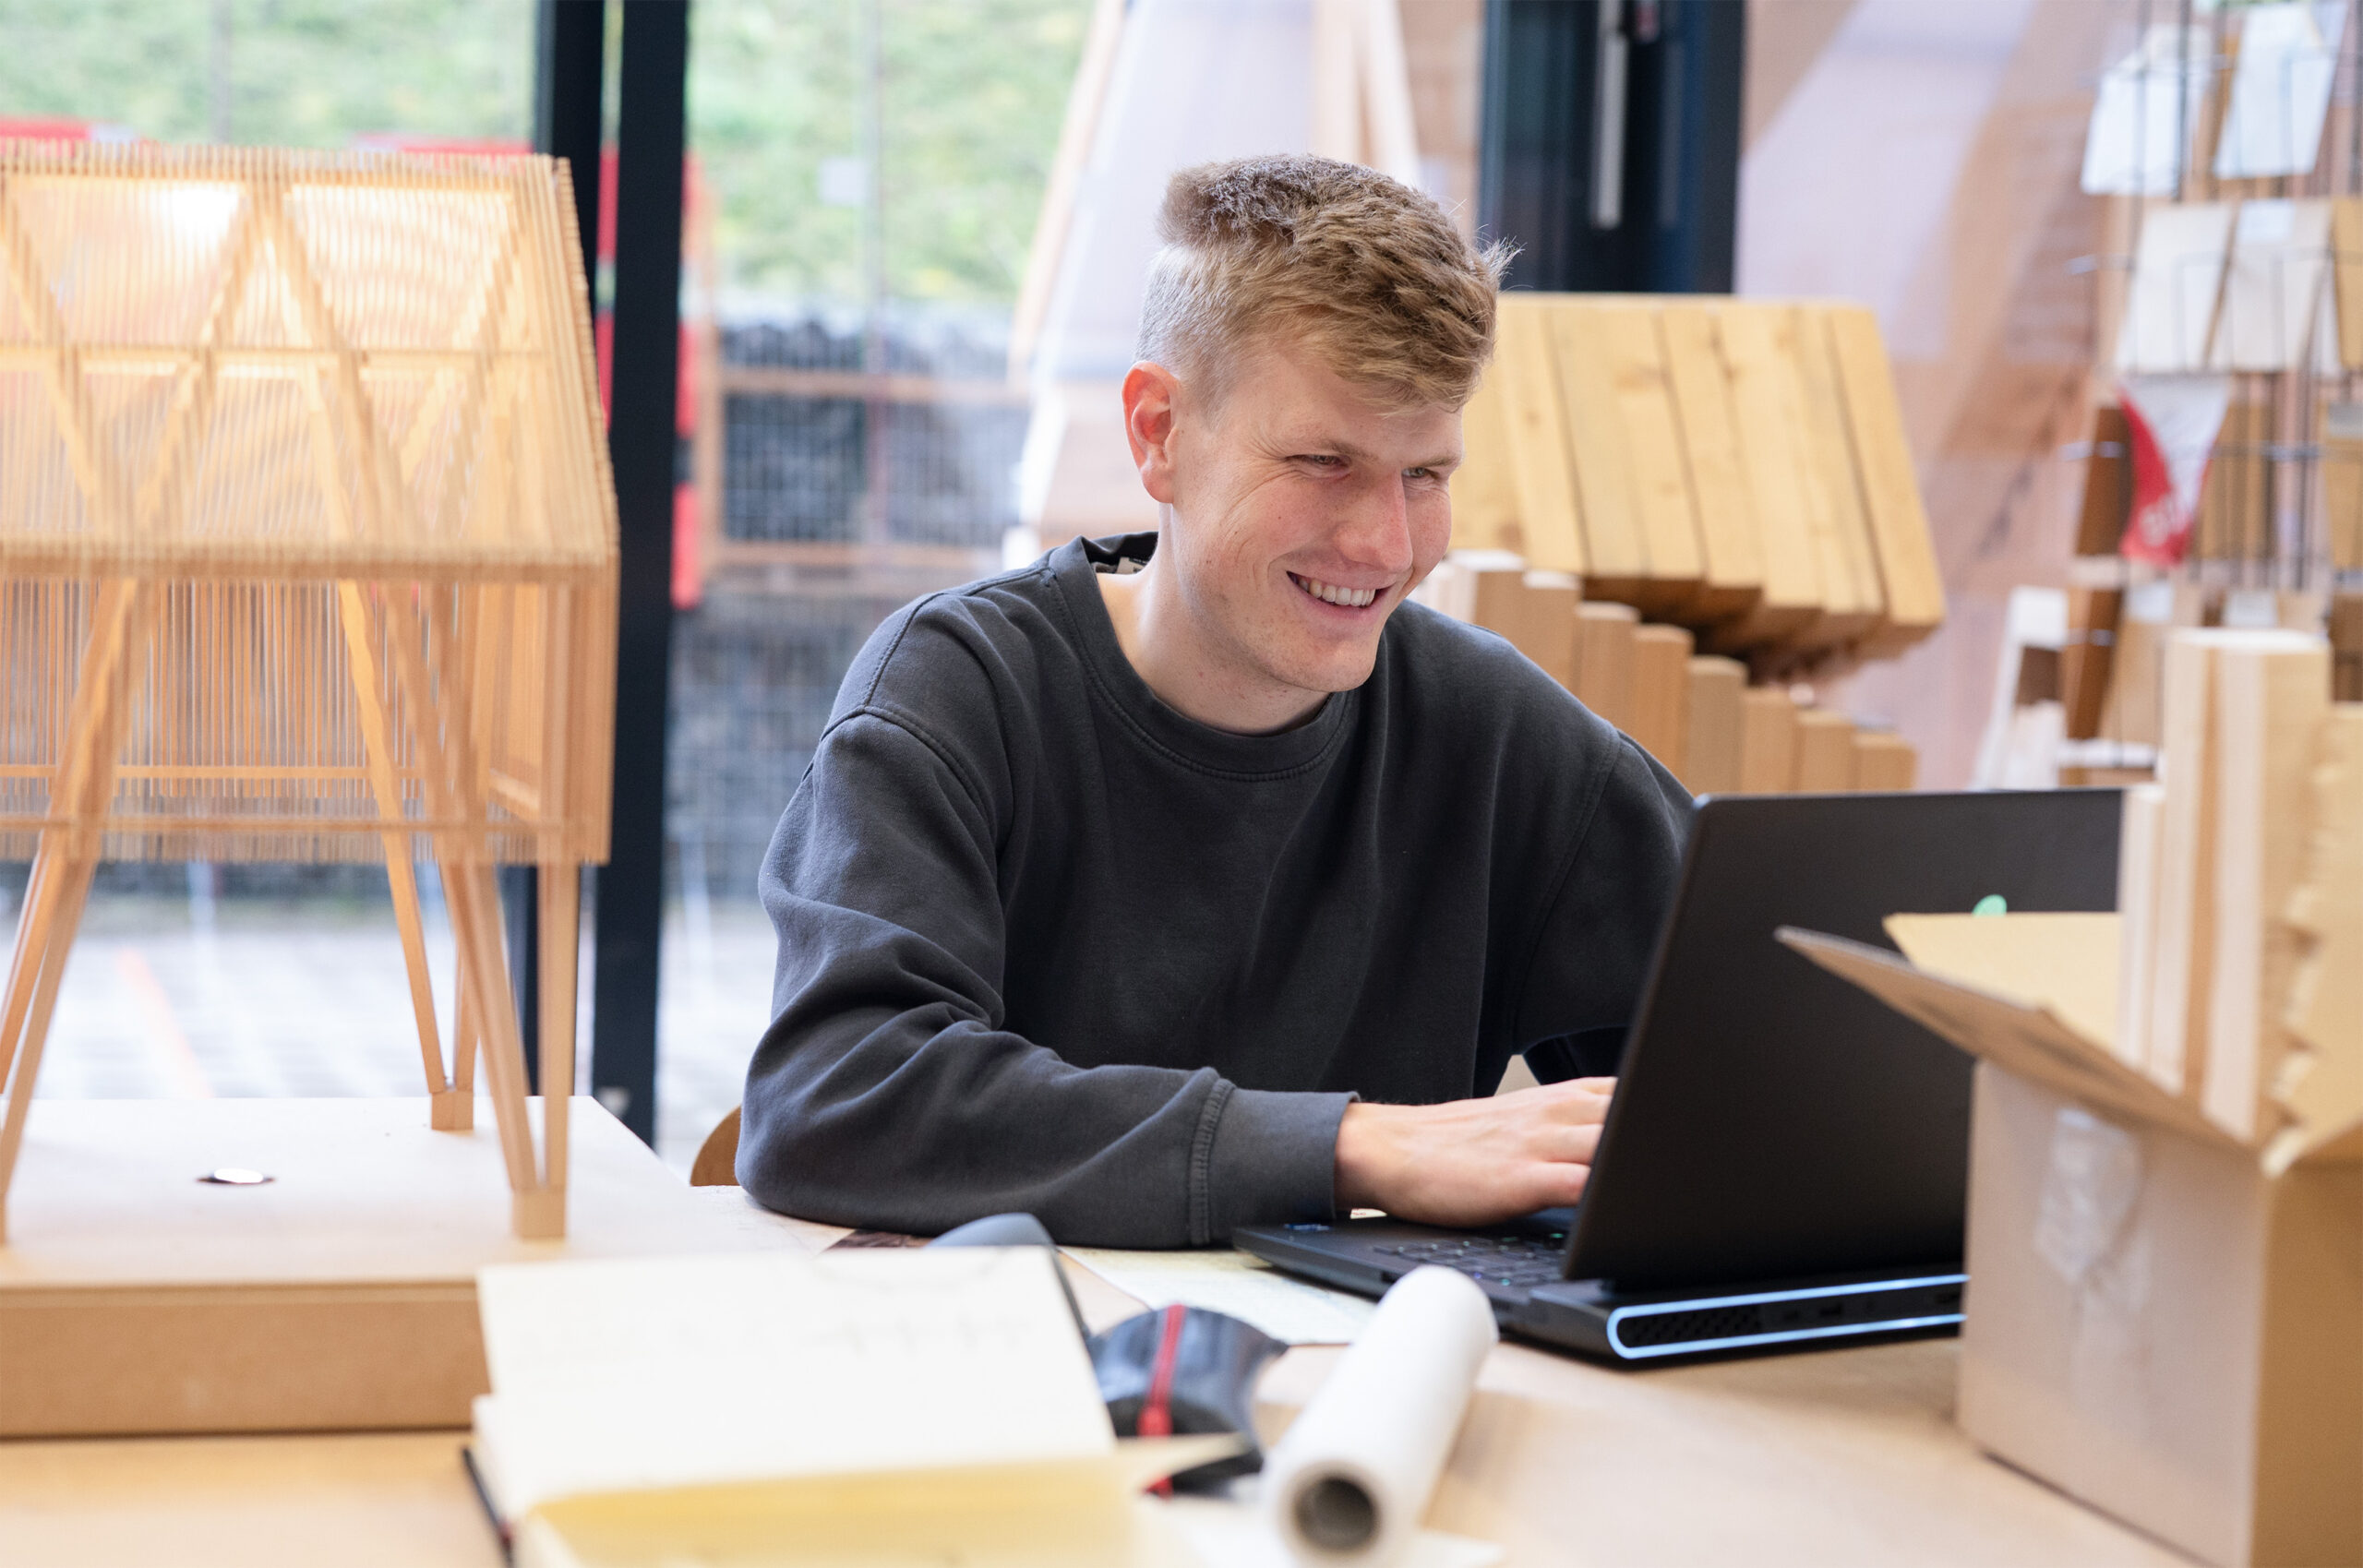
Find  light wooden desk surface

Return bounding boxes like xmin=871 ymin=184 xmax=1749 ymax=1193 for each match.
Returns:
xmin=0 ymin=1192 xmax=2186 ymax=1568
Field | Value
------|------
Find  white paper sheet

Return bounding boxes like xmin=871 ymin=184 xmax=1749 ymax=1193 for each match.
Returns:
xmin=2117 ymin=203 xmax=2237 ymax=374
xmin=2081 ymin=23 xmax=2213 ymax=197
xmin=2209 ymin=198 xmax=2333 ymax=372
xmin=1262 ymin=1267 xmax=1497 ymax=1565
xmin=1064 ymin=1246 xmax=1379 ymax=1345
xmin=2214 ymin=3 xmax=2345 ymax=180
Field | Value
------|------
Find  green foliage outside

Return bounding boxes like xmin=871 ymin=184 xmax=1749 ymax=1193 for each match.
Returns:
xmin=0 ymin=0 xmax=1087 ymax=310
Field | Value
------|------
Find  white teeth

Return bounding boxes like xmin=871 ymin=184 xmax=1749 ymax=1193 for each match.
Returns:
xmin=1292 ymin=574 xmax=1378 ymax=609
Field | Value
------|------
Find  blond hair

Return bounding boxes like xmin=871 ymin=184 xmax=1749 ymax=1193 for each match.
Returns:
xmin=1136 ymin=155 xmax=1510 ymax=410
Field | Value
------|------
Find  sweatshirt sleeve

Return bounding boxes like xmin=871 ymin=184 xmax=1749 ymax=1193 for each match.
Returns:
xmin=1517 ymin=734 xmax=1695 ymax=1083
xmin=737 ymin=706 xmax=1349 ymax=1248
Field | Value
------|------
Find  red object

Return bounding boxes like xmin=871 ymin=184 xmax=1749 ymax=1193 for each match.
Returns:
xmin=672 ymin=484 xmax=702 ymax=611
xmin=0 ymin=117 xmax=138 ymax=142
xmin=2117 ymin=376 xmax=2232 ymax=568
xmin=1137 ymin=1303 xmax=1189 ymax=1496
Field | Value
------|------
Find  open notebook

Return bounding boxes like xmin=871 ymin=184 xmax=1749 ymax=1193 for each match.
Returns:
xmin=471 ymin=1248 xmax=1233 ymax=1568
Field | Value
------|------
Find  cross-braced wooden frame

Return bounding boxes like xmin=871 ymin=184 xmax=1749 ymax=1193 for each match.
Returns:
xmin=0 ymin=143 xmax=618 ymax=1240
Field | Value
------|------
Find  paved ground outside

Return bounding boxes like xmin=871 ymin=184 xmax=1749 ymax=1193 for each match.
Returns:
xmin=18 ymin=886 xmax=778 ymax=1178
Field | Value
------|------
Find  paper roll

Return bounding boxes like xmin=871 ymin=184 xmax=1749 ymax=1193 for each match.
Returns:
xmin=1264 ymin=1266 xmax=1497 ymax=1564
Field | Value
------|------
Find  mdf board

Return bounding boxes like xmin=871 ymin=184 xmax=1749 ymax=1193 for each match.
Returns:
xmin=1493 ymin=296 xmax=1588 ymax=576
xmin=1738 ymin=686 xmax=1799 ymax=795
xmin=1657 ymin=302 xmax=1764 ymax=622
xmin=1852 ymin=731 xmax=1918 ymax=791
xmin=1681 ymin=656 xmax=1745 ymax=795
xmin=1517 ymin=570 xmax=1581 ymax=689
xmin=1449 ymin=374 xmax=1523 ymax=555
xmin=1548 ymin=303 xmax=1651 ymax=598
xmin=1709 ymin=304 xmax=1824 ymax=649
xmin=1574 ymin=602 xmax=1638 ymax=733
xmin=1569 ymin=302 xmax=1706 ymax=613
xmin=0 ymin=1097 xmax=767 ymax=1436
xmin=1626 ymin=625 xmax=1694 ymax=772
xmin=1828 ymin=306 xmax=1946 ymax=657
xmin=2201 ymin=637 xmax=2331 ymax=1143
xmin=1792 ymin=710 xmax=1857 ymax=792
xmin=2076 ymin=405 xmax=2134 ymax=557
xmin=1786 ymin=307 xmax=1887 ymax=649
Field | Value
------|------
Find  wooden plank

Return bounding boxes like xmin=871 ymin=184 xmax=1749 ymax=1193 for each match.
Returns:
xmin=2061 ymin=587 xmax=2121 ymax=742
xmin=1827 ymin=305 xmax=1946 ymax=656
xmin=1574 ymin=602 xmax=1638 ymax=733
xmin=1658 ymin=302 xmax=1762 ymax=623
xmin=2337 ymin=197 xmax=2363 ymax=370
xmin=2195 ymin=401 xmax=2270 ymax=561
xmin=1737 ymin=685 xmax=1799 ymax=795
xmin=1493 ymin=296 xmax=1587 ymax=576
xmin=2148 ymin=631 xmax=2221 ymax=1098
xmin=1593 ymin=303 xmax=1704 ymax=613
xmin=1548 ymin=301 xmax=1648 ymax=592
xmin=2321 ymin=402 xmax=2363 ymax=573
xmin=1787 ymin=307 xmax=1886 ymax=649
xmin=1706 ymin=303 xmax=1823 ymax=650
xmin=1517 ymin=571 xmax=1580 ymax=690
xmin=1448 ymin=373 xmax=1524 ymax=554
xmin=2279 ymin=706 xmax=2363 ymax=1154
xmin=2201 ymin=635 xmax=2330 ymax=1143
xmin=1680 ymin=655 xmax=1745 ymax=796
xmin=1852 ymin=730 xmax=1919 ymax=791
xmin=2074 ymin=405 xmax=2132 ymax=557
xmin=1626 ymin=625 xmax=1694 ymax=772
xmin=1792 ymin=709 xmax=1857 ymax=792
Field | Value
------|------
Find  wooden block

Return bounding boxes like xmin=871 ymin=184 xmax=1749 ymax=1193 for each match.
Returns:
xmin=0 ymin=1097 xmax=771 ymax=1437
xmin=2278 ymin=706 xmax=2363 ymax=1148
xmin=1658 ymin=301 xmax=1764 ymax=623
xmin=2061 ymin=586 xmax=2122 ymax=742
xmin=1681 ymin=655 xmax=1745 ymax=796
xmin=1493 ymin=296 xmax=1587 ymax=576
xmin=2116 ymin=782 xmax=2166 ymax=1072
xmin=2149 ymin=631 xmax=2222 ymax=1098
xmin=1852 ymin=730 xmax=1918 ymax=792
xmin=1737 ymin=685 xmax=1798 ymax=794
xmin=1548 ymin=302 xmax=1650 ymax=594
xmin=1517 ymin=569 xmax=1581 ymax=689
xmin=2334 ymin=595 xmax=2363 ymax=702
xmin=2202 ymin=634 xmax=2331 ymax=1142
xmin=1596 ymin=303 xmax=1706 ymax=611
xmin=1626 ymin=624 xmax=1694 ymax=772
xmin=1792 ymin=709 xmax=1857 ymax=792
xmin=1574 ymin=601 xmax=1638 ymax=732
xmin=1420 ymin=549 xmax=1527 ymax=629
xmin=1827 ymin=305 xmax=1945 ymax=658
xmin=1447 ymin=373 xmax=1524 ymax=554
xmin=2322 ymin=402 xmax=2363 ymax=573
xmin=1787 ymin=306 xmax=1887 ymax=648
xmin=2332 ymin=196 xmax=2363 ymax=369
xmin=2073 ymin=404 xmax=2132 ymax=557
xmin=1706 ymin=303 xmax=1823 ymax=650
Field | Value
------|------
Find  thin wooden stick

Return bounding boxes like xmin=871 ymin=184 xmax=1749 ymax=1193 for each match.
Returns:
xmin=0 ymin=853 xmax=99 ymax=1242
xmin=537 ymin=860 xmax=579 ymax=1204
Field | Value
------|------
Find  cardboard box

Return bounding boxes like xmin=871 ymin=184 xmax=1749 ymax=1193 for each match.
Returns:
xmin=1781 ymin=918 xmax=2363 ymax=1567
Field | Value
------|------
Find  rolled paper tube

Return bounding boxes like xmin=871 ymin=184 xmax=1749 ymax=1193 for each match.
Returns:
xmin=1264 ymin=1266 xmax=1497 ymax=1564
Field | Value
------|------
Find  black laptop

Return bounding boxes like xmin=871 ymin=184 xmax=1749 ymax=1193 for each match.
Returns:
xmin=1237 ymin=789 xmax=2121 ymax=1363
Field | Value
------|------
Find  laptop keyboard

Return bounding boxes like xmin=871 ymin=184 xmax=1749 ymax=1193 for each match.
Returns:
xmin=1372 ymin=1233 xmax=1567 ymax=1291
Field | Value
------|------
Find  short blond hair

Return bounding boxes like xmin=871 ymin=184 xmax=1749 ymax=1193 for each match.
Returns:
xmin=1136 ymin=155 xmax=1509 ymax=410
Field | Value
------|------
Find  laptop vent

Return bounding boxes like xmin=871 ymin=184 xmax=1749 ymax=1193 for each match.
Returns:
xmin=1614 ymin=1304 xmax=1765 ymax=1348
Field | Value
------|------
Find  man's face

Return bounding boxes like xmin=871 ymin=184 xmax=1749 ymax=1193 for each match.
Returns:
xmin=1146 ymin=337 xmax=1461 ymax=709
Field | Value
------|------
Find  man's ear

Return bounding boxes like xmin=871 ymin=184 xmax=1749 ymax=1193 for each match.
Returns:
xmin=1122 ymin=361 xmax=1182 ymax=505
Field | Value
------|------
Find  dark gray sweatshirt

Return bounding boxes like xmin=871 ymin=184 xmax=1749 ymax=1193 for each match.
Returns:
xmin=739 ymin=533 xmax=1693 ymax=1247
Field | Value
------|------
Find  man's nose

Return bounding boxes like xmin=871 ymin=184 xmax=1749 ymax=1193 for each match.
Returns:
xmin=1335 ymin=471 xmax=1415 ymax=569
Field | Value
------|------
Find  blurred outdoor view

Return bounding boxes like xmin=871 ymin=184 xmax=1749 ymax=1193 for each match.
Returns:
xmin=0 ymin=0 xmax=1089 ymax=1166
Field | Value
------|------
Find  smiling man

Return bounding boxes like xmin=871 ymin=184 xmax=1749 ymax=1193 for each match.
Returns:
xmin=738 ymin=155 xmax=1693 ymax=1247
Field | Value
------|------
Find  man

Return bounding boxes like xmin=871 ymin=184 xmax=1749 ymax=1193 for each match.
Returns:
xmin=739 ymin=155 xmax=1692 ymax=1247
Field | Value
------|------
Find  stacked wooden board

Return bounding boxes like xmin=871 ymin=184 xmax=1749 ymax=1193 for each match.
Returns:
xmin=1450 ymin=294 xmax=1946 ymax=670
xmin=1414 ymin=552 xmax=1917 ymax=796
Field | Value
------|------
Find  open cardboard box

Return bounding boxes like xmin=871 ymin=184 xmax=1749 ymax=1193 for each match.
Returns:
xmin=1780 ymin=913 xmax=2363 ymax=1568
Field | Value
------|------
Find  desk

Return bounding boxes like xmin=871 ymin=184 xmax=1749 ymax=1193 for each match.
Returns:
xmin=0 ymin=1193 xmax=2186 ymax=1568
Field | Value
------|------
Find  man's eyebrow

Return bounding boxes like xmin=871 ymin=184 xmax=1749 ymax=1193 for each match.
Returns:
xmin=1273 ymin=433 xmax=1461 ymax=469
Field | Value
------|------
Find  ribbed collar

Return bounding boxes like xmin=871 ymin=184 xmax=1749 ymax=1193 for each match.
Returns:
xmin=1048 ymin=532 xmax=1354 ymax=780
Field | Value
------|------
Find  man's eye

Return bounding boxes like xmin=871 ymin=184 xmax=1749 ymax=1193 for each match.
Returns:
xmin=1297 ymin=454 xmax=1344 ymax=468
xmin=1404 ymin=467 xmax=1433 ymax=481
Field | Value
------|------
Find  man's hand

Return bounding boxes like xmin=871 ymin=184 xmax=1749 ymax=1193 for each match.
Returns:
xmin=1332 ymin=1078 xmax=1615 ymax=1227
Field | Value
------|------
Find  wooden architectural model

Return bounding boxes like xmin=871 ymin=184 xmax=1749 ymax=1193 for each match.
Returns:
xmin=0 ymin=142 xmax=618 ymax=1240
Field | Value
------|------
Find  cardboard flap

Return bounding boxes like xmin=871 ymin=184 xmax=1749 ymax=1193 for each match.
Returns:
xmin=1776 ymin=928 xmax=2249 ymax=1151
xmin=1882 ymin=913 xmax=2121 ymax=1049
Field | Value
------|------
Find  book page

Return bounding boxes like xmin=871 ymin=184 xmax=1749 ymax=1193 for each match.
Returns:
xmin=476 ymin=1248 xmax=1113 ymax=1515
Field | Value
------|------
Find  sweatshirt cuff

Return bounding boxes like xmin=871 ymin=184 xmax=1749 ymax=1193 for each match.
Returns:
xmin=1202 ymin=1086 xmax=1354 ymax=1243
